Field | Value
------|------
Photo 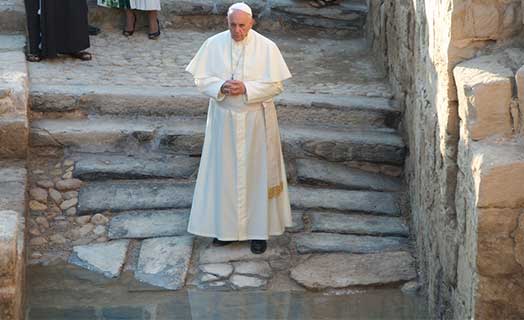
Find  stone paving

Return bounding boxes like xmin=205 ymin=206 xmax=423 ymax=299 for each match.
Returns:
xmin=28 ymin=28 xmax=392 ymax=98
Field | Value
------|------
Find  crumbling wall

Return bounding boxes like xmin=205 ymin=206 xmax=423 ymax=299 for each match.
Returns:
xmin=367 ymin=0 xmax=523 ymax=318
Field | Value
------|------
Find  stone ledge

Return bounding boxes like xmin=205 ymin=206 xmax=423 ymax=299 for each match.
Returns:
xmin=469 ymin=140 xmax=524 ymax=209
xmin=0 ymin=161 xmax=27 ymax=320
xmin=0 ymin=0 xmax=26 ymax=34
xmin=0 ymin=50 xmax=29 ymax=159
xmin=454 ymin=54 xmax=514 ymax=141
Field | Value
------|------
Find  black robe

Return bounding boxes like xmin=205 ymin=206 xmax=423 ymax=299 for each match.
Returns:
xmin=24 ymin=0 xmax=90 ymax=58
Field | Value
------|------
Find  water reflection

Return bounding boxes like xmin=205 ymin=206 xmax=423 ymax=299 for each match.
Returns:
xmin=26 ymin=263 xmax=429 ymax=319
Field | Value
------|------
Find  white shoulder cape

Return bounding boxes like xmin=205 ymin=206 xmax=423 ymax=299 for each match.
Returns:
xmin=186 ymin=30 xmax=292 ymax=82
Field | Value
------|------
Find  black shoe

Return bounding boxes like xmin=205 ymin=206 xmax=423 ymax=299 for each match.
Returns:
xmin=250 ymin=240 xmax=267 ymax=254
xmin=88 ymin=25 xmax=101 ymax=36
xmin=212 ymin=238 xmax=235 ymax=247
xmin=148 ymin=19 xmax=161 ymax=40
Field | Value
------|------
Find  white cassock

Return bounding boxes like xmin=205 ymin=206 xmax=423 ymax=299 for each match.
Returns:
xmin=185 ymin=29 xmax=293 ymax=241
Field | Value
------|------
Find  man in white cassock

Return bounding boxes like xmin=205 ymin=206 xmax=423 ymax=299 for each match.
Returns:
xmin=185 ymin=2 xmax=293 ymax=254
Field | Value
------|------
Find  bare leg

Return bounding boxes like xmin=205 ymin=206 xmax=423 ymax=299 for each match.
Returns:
xmin=148 ymin=11 xmax=159 ymax=34
xmin=124 ymin=9 xmax=136 ymax=33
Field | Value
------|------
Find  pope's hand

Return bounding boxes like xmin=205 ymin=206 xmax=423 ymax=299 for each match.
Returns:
xmin=221 ymin=80 xmax=246 ymax=96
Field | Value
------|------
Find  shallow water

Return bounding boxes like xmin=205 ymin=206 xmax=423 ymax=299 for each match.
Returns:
xmin=26 ymin=263 xmax=429 ymax=320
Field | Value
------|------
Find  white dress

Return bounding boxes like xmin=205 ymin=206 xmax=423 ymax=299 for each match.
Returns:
xmin=97 ymin=0 xmax=160 ymax=11
xmin=186 ymin=31 xmax=293 ymax=240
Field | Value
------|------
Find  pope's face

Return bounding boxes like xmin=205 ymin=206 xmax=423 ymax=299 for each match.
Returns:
xmin=228 ymin=10 xmax=254 ymax=42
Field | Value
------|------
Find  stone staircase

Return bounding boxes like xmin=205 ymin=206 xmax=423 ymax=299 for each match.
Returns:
xmin=24 ymin=0 xmax=416 ymax=294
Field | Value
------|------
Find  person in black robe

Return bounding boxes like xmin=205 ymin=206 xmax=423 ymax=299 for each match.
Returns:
xmin=24 ymin=0 xmax=92 ymax=61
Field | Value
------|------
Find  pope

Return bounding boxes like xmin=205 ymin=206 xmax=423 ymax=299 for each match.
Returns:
xmin=185 ymin=2 xmax=293 ymax=254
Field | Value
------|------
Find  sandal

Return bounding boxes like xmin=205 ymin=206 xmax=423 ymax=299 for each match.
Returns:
xmin=148 ymin=19 xmax=161 ymax=40
xmin=26 ymin=54 xmax=42 ymax=62
xmin=70 ymin=51 xmax=92 ymax=61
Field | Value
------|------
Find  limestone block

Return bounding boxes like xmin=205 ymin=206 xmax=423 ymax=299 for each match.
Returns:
xmin=454 ymin=56 xmax=514 ymax=140
xmin=477 ymin=208 xmax=522 ymax=276
xmin=452 ymin=1 xmax=522 ymax=46
xmin=0 ymin=51 xmax=29 ymax=159
xmin=515 ymin=65 xmax=524 ymax=134
xmin=0 ymin=210 xmax=21 ymax=320
xmin=470 ymin=142 xmax=524 ymax=208
xmin=476 ymin=275 xmax=524 ymax=318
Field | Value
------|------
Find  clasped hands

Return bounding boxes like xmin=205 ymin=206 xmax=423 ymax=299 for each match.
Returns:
xmin=221 ymin=80 xmax=246 ymax=96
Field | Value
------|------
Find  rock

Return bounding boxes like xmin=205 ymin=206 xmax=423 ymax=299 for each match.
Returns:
xmin=290 ymin=252 xmax=416 ymax=289
xmin=401 ymin=280 xmax=421 ymax=295
xmin=37 ymin=180 xmax=54 ymax=188
xmin=200 ymin=274 xmax=220 ymax=283
xmin=35 ymin=216 xmax=49 ymax=228
xmin=69 ymin=240 xmax=130 ymax=278
xmin=63 ymin=191 xmax=78 ymax=200
xmin=77 ymin=223 xmax=95 ymax=237
xmin=96 ymin=236 xmax=108 ymax=243
xmin=230 ymin=275 xmax=267 ymax=289
xmin=135 ymin=236 xmax=194 ymax=290
xmin=199 ymin=263 xmax=234 ymax=279
xmin=30 ymin=252 xmax=43 ymax=259
xmin=50 ymin=234 xmax=67 ymax=244
xmin=30 ymin=188 xmax=48 ymax=202
xmin=60 ymin=198 xmax=78 ymax=210
xmin=30 ymin=237 xmax=47 ymax=246
xmin=48 ymin=188 xmax=63 ymax=205
xmin=309 ymin=212 xmax=409 ymax=237
xmin=50 ymin=169 xmax=63 ymax=177
xmin=93 ymin=225 xmax=106 ymax=236
xmin=108 ymin=210 xmax=189 ymax=239
xmin=29 ymin=200 xmax=47 ymax=212
xmin=233 ymin=261 xmax=272 ymax=278
xmin=75 ymin=216 xmax=91 ymax=225
xmin=62 ymin=172 xmax=73 ymax=179
xmin=64 ymin=159 xmax=75 ymax=167
xmin=91 ymin=213 xmax=109 ymax=225
xmin=29 ymin=227 xmax=41 ymax=236
xmin=199 ymin=242 xmax=289 ymax=264
xmin=294 ymin=233 xmax=409 ymax=254
xmin=55 ymin=178 xmax=82 ymax=191
xmin=65 ymin=207 xmax=77 ymax=216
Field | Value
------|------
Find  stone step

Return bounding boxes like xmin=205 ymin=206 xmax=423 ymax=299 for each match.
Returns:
xmin=290 ymin=251 xmax=416 ymax=289
xmin=271 ymin=0 xmax=367 ymax=31
xmin=0 ymin=1 xmax=26 ymax=33
xmin=290 ymin=186 xmax=400 ymax=216
xmin=296 ymin=158 xmax=402 ymax=191
xmin=30 ymin=85 xmax=400 ymax=129
xmin=72 ymin=153 xmax=200 ymax=180
xmin=108 ymin=209 xmax=189 ymax=239
xmin=293 ymin=232 xmax=409 ymax=254
xmin=77 ymin=180 xmax=194 ymax=215
xmin=30 ymin=117 xmax=405 ymax=164
xmin=309 ymin=212 xmax=409 ymax=237
xmin=77 ymin=180 xmax=400 ymax=216
xmin=88 ymin=0 xmax=367 ymax=32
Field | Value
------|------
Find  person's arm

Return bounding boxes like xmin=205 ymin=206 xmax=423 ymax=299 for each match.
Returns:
xmin=243 ymin=81 xmax=284 ymax=104
xmin=195 ymin=77 xmax=226 ymax=101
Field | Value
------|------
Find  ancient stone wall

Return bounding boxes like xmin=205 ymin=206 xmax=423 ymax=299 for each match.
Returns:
xmin=367 ymin=0 xmax=524 ymax=318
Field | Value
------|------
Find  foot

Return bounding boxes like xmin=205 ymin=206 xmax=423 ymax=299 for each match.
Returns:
xmin=70 ymin=51 xmax=92 ymax=61
xmin=212 ymin=238 xmax=235 ymax=247
xmin=148 ymin=19 xmax=161 ymax=40
xmin=26 ymin=53 xmax=42 ymax=62
xmin=250 ymin=240 xmax=267 ymax=254
xmin=123 ymin=11 xmax=136 ymax=37
xmin=88 ymin=25 xmax=101 ymax=36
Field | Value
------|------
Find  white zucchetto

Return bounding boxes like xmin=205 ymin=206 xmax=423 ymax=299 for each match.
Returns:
xmin=228 ymin=2 xmax=252 ymax=17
